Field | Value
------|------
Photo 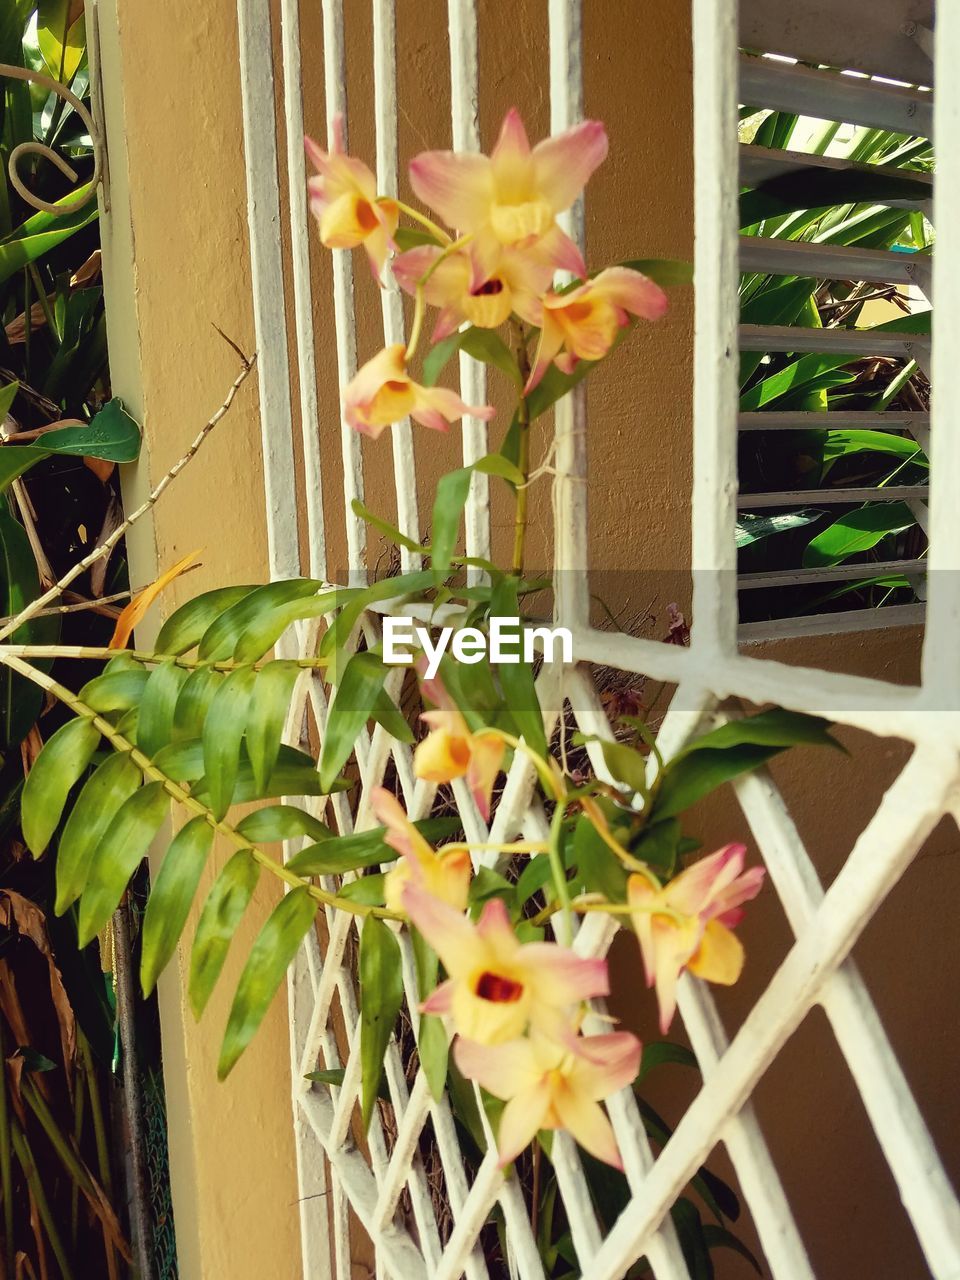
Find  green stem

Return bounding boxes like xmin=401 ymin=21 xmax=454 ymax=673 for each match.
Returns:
xmin=547 ymin=802 xmax=573 ymax=946
xmin=27 ymin=263 xmax=57 ymax=340
xmin=511 ymin=324 xmax=532 ymax=576
xmin=0 ymin=1023 xmax=13 ymax=1279
xmin=11 ymin=1122 xmax=76 ymax=1280
xmin=0 ymin=651 xmax=402 ymax=923
xmin=405 ymin=233 xmax=472 ymax=361
xmin=0 ymin=643 xmax=328 ymax=672
xmin=393 ymin=199 xmax=452 ymax=246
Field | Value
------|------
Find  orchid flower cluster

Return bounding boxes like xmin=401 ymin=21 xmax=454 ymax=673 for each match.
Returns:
xmin=305 ymin=108 xmax=668 ymax=441
xmin=303 ymin=110 xmax=769 ymax=1173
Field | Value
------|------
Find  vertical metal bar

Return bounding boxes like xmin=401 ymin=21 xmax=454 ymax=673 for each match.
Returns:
xmin=281 ymin=0 xmax=328 ymax=582
xmin=921 ymin=11 xmax=959 ymax=704
xmin=236 ymin=0 xmax=301 ymax=580
xmin=689 ymin=0 xmax=739 ymax=656
xmin=373 ymin=0 xmax=421 ymax=569
xmin=321 ymin=0 xmax=367 ymax=582
xmin=548 ymin=0 xmax=590 ymax=631
xmin=448 ymin=0 xmax=491 ymax=570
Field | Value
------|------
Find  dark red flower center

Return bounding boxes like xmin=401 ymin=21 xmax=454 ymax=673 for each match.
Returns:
xmin=475 ymin=971 xmax=524 ymax=1003
xmin=472 ymin=278 xmax=505 ymax=297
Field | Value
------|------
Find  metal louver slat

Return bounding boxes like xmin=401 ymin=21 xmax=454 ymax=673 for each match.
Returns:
xmin=740 ymin=235 xmax=931 ymax=288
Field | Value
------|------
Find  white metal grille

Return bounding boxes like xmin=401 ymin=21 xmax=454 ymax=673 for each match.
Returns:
xmin=234 ymin=1 xmax=960 ymax=1276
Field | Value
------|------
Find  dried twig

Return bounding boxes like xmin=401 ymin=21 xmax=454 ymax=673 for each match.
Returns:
xmin=0 ymin=354 xmax=256 ymax=643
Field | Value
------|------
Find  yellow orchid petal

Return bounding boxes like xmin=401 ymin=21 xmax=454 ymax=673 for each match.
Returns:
xmin=688 ymin=919 xmax=745 ymax=986
xmin=414 ymin=725 xmax=471 ymax=783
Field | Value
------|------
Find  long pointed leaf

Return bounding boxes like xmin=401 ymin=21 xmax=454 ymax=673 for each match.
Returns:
xmin=359 ymin=916 xmax=403 ymax=1128
xmin=245 ymin=659 xmax=302 ymax=794
xmin=202 ymin=666 xmax=257 ymax=818
xmin=189 ymin=851 xmax=260 ymax=1018
xmin=78 ymin=782 xmax=170 ymax=945
xmin=22 ymin=717 xmax=101 ymax=856
xmin=140 ymin=816 xmax=214 ymax=996
xmin=55 ymin=753 xmax=142 ymax=913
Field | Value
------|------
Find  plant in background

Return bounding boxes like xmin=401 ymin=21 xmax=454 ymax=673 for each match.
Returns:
xmin=7 ymin=107 xmax=847 ymax=1275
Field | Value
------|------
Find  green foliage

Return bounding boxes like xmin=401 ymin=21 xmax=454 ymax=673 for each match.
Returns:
xmin=358 ymin=916 xmax=404 ymax=1128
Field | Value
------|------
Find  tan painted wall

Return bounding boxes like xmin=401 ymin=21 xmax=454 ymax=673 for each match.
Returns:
xmin=96 ymin=0 xmax=956 ymax=1276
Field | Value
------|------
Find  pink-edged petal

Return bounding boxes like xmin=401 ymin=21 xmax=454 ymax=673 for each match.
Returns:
xmin=453 ymin=1034 xmax=540 ymax=1098
xmin=496 ymin=1088 xmax=553 ymax=1167
xmin=409 ymin=150 xmax=493 ymax=232
xmin=591 ymin=266 xmax=669 ymax=321
xmin=409 ymin=403 xmax=452 ymax=433
xmin=531 ymin=119 xmax=608 ymax=211
xmin=491 ymin=108 xmax=533 ymax=201
xmin=525 ymin=310 xmax=566 ymax=393
xmin=627 ymin=874 xmax=659 ymax=987
xmin=431 ymin=307 xmax=463 ymax=343
xmin=492 ymin=108 xmax=532 ymax=162
xmin=523 ymin=943 xmax=609 ymax=1005
xmin=392 ymin=244 xmax=440 ymax=295
xmin=474 ymin=897 xmax=519 ymax=954
xmin=667 ymin=843 xmax=747 ymax=917
xmin=568 ymin=1031 xmax=642 ymax=1100
xmin=411 ymin=384 xmax=495 ymax=427
xmin=554 ymin=351 xmax=579 ymax=375
xmin=421 ymin=978 xmax=455 ymax=1015
xmin=403 ymin=884 xmax=478 ymax=976
xmin=416 ymin=660 xmax=458 ymax=714
xmin=466 ymin=732 xmax=505 ymax=822
xmin=534 ymin=224 xmax=587 ymax=278
xmin=552 ymin=1090 xmax=622 ymax=1169
xmin=346 ymin=344 xmax=407 ymax=406
xmin=712 ymin=865 xmax=765 ymax=926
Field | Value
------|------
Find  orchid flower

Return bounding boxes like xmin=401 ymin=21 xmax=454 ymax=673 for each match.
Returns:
xmin=404 ymin=885 xmax=608 ymax=1044
xmin=304 ymin=118 xmax=399 ymax=279
xmin=409 ymin=108 xmax=607 ymax=279
xmin=413 ymin=666 xmax=505 ymax=821
xmin=373 ymin=788 xmax=472 ymax=915
xmin=628 ymin=844 xmax=765 ymax=1033
xmin=525 ymin=266 xmax=669 ymax=392
xmin=455 ymin=1029 xmax=641 ymax=1168
xmin=344 ymin=345 xmax=495 ymax=438
xmin=392 ymin=243 xmax=553 ymax=342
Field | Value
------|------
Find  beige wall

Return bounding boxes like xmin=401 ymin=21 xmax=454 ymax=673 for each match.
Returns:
xmin=97 ymin=1 xmax=956 ymax=1277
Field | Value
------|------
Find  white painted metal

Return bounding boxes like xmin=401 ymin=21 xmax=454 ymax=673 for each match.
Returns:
xmin=740 ymin=54 xmax=934 ymax=135
xmin=739 ymin=323 xmax=925 ymax=355
xmin=231 ymin=0 xmax=960 ymax=1276
xmin=740 ymin=234 xmax=930 ymax=286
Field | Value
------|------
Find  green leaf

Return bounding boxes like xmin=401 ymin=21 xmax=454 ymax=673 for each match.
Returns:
xmin=189 ymin=851 xmax=260 ymax=1019
xmin=202 ymin=666 xmax=258 ymax=818
xmin=55 ymin=753 xmax=141 ymax=913
xmin=0 ymin=382 xmax=18 ymax=420
xmin=516 ymin=853 xmax=554 ymax=906
xmin=137 ymin=660 xmax=189 ymax=756
xmin=22 ymin=717 xmax=101 ymax=856
xmin=372 ymin=687 xmax=414 ymax=742
xmin=653 ymin=745 xmax=785 ymax=819
xmin=77 ymin=782 xmax=170 ymax=945
xmin=472 ymin=453 xmax=526 ymax=486
xmin=671 ymin=1198 xmax=712 ymax=1280
xmin=393 ymin=226 xmax=441 ymax=252
xmin=155 ymin=585 xmax=258 ymax=655
xmin=245 ymin=659 xmax=302 ymax=794
xmin=173 ymin=666 xmax=222 ymax=739
xmin=218 ymin=887 xmax=318 ymax=1078
xmin=739 ymin=353 xmax=853 ymax=412
xmin=37 ymin=0 xmax=86 ymax=80
xmin=338 ymin=873 xmax=386 ymax=905
xmin=674 ymin=709 xmax=839 ymax=759
xmin=318 ymin=572 xmax=434 ymax=661
xmin=821 ymin=429 xmax=925 ymax=468
xmin=631 ymin=818 xmax=682 ymax=876
xmin=802 ymin=502 xmax=914 ymax=568
xmin=319 ymin=651 xmax=389 ymax=791
xmin=599 ymin=741 xmax=649 ymax=797
xmin=232 ymin=590 xmax=340 ymax=664
xmin=468 ymin=865 xmax=514 ymax=910
xmin=736 ymin=509 xmax=821 ymax=549
xmin=236 ymin=805 xmax=331 ymax=844
xmin=0 ymin=444 xmax=49 ymax=493
xmin=351 ymin=499 xmax=424 ymax=554
xmin=192 ymin=744 xmax=329 ymax=804
xmin=359 ymin=916 xmax=404 ymax=1128
xmin=490 ymin=577 xmax=546 ymax=758
xmin=39 ymin=401 xmax=141 ymax=462
xmin=418 ymin=1015 xmax=449 ymax=1102
xmin=140 ymin=817 xmax=214 ymax=996
xmin=286 ymin=817 xmax=459 ymax=875
xmin=0 ymin=197 xmax=99 ymax=285
xmin=572 ymin=810 xmax=627 ymax=903
xmin=740 ymin=165 xmax=933 ymax=227
xmin=431 ymin=467 xmax=473 ymax=577
xmin=638 ymin=1040 xmax=699 ymax=1083
xmin=422 ymin=326 xmax=521 ymax=388
xmin=304 ymin=1067 xmax=346 ymax=1087
xmin=79 ymin=666 xmax=150 ymax=713
xmin=701 ymin=1225 xmax=762 ymax=1275
xmin=198 ymin=579 xmax=322 ymax=661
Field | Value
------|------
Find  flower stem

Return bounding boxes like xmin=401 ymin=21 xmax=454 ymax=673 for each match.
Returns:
xmin=548 ymin=802 xmax=573 ymax=946
xmin=511 ymin=324 xmax=532 ymax=576
xmin=394 ymin=200 xmax=452 ymax=246
xmin=0 ymin=651 xmax=400 ymax=922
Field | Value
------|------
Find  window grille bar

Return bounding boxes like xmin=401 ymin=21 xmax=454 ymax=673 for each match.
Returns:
xmin=738 ymin=410 xmax=928 ymax=431
xmin=281 ymin=0 xmax=328 ymax=581
xmin=739 ymin=484 xmax=928 ymax=507
xmin=548 ymin=0 xmax=590 ymax=632
xmin=448 ymin=0 xmax=492 ymax=570
xmin=373 ymin=0 xmax=421 ymax=569
xmin=590 ymin=747 xmax=954 ymax=1280
xmin=732 ymin=766 xmax=960 ymax=1277
xmin=690 ymin=0 xmax=740 ymax=657
xmin=739 ymin=557 xmax=926 ymax=588
xmin=739 ymin=324 xmax=925 ymax=356
xmin=739 ymin=144 xmax=933 ymax=210
xmin=921 ymin=0 xmax=960 ymax=704
xmin=740 ymin=235 xmax=930 ymax=288
xmin=740 ymin=55 xmax=933 ymax=136
xmin=321 ymin=0 xmax=367 ymax=581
